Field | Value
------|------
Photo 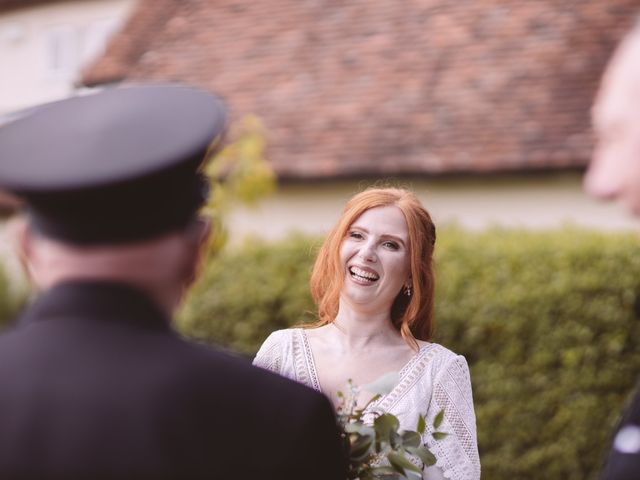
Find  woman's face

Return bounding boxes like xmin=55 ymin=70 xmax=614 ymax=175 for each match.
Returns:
xmin=339 ymin=205 xmax=411 ymax=312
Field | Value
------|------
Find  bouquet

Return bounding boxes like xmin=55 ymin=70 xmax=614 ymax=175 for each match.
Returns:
xmin=336 ymin=373 xmax=447 ymax=480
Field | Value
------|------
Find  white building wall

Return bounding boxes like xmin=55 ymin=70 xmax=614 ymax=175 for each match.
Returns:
xmin=227 ymin=173 xmax=640 ymax=244
xmin=0 ymin=0 xmax=136 ymax=115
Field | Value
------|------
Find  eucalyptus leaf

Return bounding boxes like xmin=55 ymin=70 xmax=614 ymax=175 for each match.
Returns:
xmin=401 ymin=431 xmax=421 ymax=448
xmin=345 ymin=423 xmax=375 ymax=437
xmin=334 ymin=376 xmax=443 ymax=479
xmin=406 ymin=445 xmax=437 ymax=467
xmin=388 ymin=456 xmax=407 ymax=476
xmin=388 ymin=452 xmax=422 ymax=474
xmin=416 ymin=415 xmax=426 ymax=435
xmin=432 ymin=431 xmax=449 ymax=441
xmin=374 ymin=414 xmax=400 ymax=443
xmin=433 ymin=409 xmax=445 ymax=430
xmin=362 ymin=371 xmax=401 ymax=395
xmin=390 ymin=430 xmax=402 ymax=449
xmin=370 ymin=466 xmax=398 ymax=476
xmin=350 ymin=434 xmax=374 ymax=460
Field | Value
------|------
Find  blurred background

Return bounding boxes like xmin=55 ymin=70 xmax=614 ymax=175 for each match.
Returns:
xmin=2 ymin=1 xmax=640 ymax=479
xmin=1 ymin=0 xmax=640 ymax=239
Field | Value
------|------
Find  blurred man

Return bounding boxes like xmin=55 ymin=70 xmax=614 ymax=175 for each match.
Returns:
xmin=0 ymin=85 xmax=345 ymax=479
xmin=585 ymin=23 xmax=640 ymax=212
xmin=584 ymin=22 xmax=640 ymax=480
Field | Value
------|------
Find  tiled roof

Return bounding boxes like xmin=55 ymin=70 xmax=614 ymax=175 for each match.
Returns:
xmin=0 ymin=0 xmax=72 ymax=12
xmin=82 ymin=0 xmax=639 ymax=179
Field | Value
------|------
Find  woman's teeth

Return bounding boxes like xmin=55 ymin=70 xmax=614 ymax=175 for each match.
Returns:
xmin=349 ymin=266 xmax=380 ymax=283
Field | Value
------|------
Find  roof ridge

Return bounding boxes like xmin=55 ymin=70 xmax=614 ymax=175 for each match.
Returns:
xmin=81 ymin=0 xmax=181 ymax=87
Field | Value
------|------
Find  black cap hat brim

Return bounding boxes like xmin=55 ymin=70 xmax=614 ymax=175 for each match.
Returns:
xmin=0 ymin=84 xmax=226 ymax=244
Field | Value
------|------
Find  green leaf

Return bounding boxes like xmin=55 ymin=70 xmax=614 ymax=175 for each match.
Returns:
xmin=433 ymin=409 xmax=445 ymax=430
xmin=357 ymin=471 xmax=375 ymax=480
xmin=416 ymin=414 xmax=426 ymax=435
xmin=390 ymin=430 xmax=402 ymax=449
xmin=350 ymin=433 xmax=374 ymax=460
xmin=388 ymin=451 xmax=423 ymax=474
xmin=369 ymin=466 xmax=398 ymax=476
xmin=432 ymin=431 xmax=449 ymax=441
xmin=345 ymin=423 xmax=375 ymax=437
xmin=401 ymin=431 xmax=422 ymax=448
xmin=374 ymin=414 xmax=400 ymax=443
xmin=362 ymin=371 xmax=400 ymax=395
xmin=406 ymin=445 xmax=437 ymax=467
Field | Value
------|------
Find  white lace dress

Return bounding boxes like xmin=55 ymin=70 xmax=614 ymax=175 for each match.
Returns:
xmin=253 ymin=328 xmax=481 ymax=480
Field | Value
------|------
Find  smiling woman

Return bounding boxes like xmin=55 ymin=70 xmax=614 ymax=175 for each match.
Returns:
xmin=253 ymin=188 xmax=480 ymax=480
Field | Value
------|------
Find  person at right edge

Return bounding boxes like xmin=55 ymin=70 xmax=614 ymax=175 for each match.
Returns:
xmin=584 ymin=19 xmax=640 ymax=480
xmin=0 ymin=84 xmax=346 ymax=480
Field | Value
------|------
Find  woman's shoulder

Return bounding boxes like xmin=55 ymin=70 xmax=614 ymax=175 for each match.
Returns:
xmin=253 ymin=328 xmax=303 ymax=372
xmin=262 ymin=327 xmax=296 ymax=341
xmin=258 ymin=327 xmax=304 ymax=350
xmin=416 ymin=340 xmax=469 ymax=371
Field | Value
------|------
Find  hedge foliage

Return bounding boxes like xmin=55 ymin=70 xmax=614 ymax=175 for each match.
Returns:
xmin=0 ymin=264 xmax=25 ymax=331
xmin=178 ymin=227 xmax=640 ymax=480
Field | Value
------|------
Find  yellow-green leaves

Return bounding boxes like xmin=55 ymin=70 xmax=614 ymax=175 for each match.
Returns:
xmin=202 ymin=114 xmax=276 ymax=255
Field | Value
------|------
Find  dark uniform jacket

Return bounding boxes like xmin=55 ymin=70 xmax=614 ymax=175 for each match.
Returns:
xmin=0 ymin=281 xmax=346 ymax=479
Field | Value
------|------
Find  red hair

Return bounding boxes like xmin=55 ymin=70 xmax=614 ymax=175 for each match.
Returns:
xmin=309 ymin=188 xmax=436 ymax=347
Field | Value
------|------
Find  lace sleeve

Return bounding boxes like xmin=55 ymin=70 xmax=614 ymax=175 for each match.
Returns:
xmin=424 ymin=354 xmax=480 ymax=480
xmin=252 ymin=330 xmax=285 ymax=374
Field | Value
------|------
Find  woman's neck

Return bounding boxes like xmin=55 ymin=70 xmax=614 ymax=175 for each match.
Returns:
xmin=331 ymin=301 xmax=403 ymax=351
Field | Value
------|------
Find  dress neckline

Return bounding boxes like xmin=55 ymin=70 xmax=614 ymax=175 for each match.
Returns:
xmin=297 ymin=328 xmax=432 ymax=408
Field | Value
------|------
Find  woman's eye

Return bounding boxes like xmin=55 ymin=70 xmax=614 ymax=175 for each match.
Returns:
xmin=383 ymin=241 xmax=399 ymax=250
xmin=348 ymin=231 xmax=364 ymax=240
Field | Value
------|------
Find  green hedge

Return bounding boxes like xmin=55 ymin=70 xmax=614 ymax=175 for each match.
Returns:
xmin=0 ymin=263 xmax=26 ymax=331
xmin=178 ymin=228 xmax=640 ymax=480
xmin=435 ymin=229 xmax=640 ymax=480
xmin=179 ymin=234 xmax=321 ymax=353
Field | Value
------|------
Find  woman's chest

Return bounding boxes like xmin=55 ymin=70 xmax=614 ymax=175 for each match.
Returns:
xmin=311 ymin=349 xmax=420 ymax=410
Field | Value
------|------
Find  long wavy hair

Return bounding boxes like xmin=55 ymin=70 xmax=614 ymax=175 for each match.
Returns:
xmin=309 ymin=187 xmax=437 ymax=348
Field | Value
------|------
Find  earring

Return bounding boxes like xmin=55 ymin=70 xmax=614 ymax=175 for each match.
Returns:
xmin=404 ymin=284 xmax=412 ymax=296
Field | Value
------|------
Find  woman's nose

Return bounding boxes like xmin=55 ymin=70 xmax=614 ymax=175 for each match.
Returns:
xmin=358 ymin=241 xmax=377 ymax=262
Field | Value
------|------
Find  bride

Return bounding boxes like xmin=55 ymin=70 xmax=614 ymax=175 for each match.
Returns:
xmin=254 ymin=188 xmax=480 ymax=480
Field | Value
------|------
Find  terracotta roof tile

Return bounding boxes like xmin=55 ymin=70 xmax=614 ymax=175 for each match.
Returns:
xmin=82 ymin=0 xmax=638 ymax=178
xmin=0 ymin=0 xmax=65 ymax=12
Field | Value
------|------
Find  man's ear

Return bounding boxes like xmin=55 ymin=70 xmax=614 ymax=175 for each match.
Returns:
xmin=8 ymin=216 xmax=36 ymax=285
xmin=183 ymin=217 xmax=212 ymax=287
xmin=189 ymin=216 xmax=212 ymax=258
xmin=196 ymin=217 xmax=212 ymax=250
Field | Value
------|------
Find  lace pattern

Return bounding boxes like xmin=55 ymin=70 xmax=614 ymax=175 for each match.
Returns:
xmin=298 ymin=329 xmax=322 ymax=391
xmin=426 ymin=354 xmax=481 ymax=480
xmin=253 ymin=328 xmax=480 ymax=480
xmin=253 ymin=330 xmax=284 ymax=374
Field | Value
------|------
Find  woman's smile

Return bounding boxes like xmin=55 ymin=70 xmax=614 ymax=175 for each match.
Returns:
xmin=348 ymin=265 xmax=380 ymax=285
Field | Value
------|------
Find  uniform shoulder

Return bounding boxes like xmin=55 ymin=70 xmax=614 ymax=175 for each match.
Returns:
xmin=170 ymin=336 xmax=320 ymax=402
